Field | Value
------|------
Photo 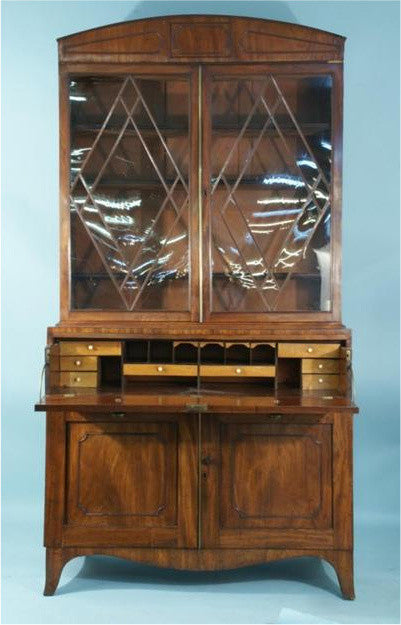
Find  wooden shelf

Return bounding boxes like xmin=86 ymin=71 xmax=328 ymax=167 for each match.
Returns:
xmin=212 ymin=122 xmax=329 ymax=137
xmin=72 ymin=122 xmax=328 ymax=138
xmin=72 ymin=272 xmax=320 ymax=281
xmin=77 ymin=176 xmax=324 ymax=190
xmin=213 ymin=272 xmax=322 ymax=280
xmin=73 ymin=125 xmax=188 ymax=138
xmin=81 ymin=178 xmax=188 ymax=189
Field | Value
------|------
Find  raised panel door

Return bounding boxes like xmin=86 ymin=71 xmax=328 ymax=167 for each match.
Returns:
xmin=64 ymin=416 xmax=197 ymax=547
xmin=201 ymin=415 xmax=334 ymax=549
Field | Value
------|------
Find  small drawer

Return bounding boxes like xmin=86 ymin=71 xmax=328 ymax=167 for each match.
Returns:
xmin=200 ymin=365 xmax=276 ymax=378
xmin=278 ymin=343 xmax=340 ymax=359
xmin=59 ymin=341 xmax=121 ymax=356
xmin=60 ymin=356 xmax=98 ymax=371
xmin=59 ymin=372 xmax=99 ymax=388
xmin=301 ymin=359 xmax=340 ymax=374
xmin=123 ymin=364 xmax=197 ymax=377
xmin=302 ymin=374 xmax=340 ymax=390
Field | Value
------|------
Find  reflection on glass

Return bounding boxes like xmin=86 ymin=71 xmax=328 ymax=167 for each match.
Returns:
xmin=69 ymin=76 xmax=190 ymax=311
xmin=210 ymin=74 xmax=332 ymax=312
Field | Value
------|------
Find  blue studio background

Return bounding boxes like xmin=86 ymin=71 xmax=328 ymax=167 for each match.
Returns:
xmin=2 ymin=1 xmax=400 ymax=623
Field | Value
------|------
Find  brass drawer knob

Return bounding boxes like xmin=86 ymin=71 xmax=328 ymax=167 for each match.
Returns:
xmin=74 ymin=377 xmax=81 ymax=383
xmin=318 ymin=363 xmax=323 ymax=369
xmin=88 ymin=344 xmax=94 ymax=351
xmin=235 ymin=368 xmax=242 ymax=374
xmin=307 ymin=347 xmax=313 ymax=353
xmin=75 ymin=360 xmax=82 ymax=366
xmin=157 ymin=366 xmax=164 ymax=373
xmin=318 ymin=378 xmax=324 ymax=383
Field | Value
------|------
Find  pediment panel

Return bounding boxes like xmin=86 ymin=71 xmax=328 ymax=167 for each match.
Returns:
xmin=59 ymin=15 xmax=344 ymax=63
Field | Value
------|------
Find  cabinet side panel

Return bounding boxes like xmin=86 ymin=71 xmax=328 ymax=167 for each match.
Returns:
xmin=333 ymin=412 xmax=353 ymax=549
xmin=44 ymin=412 xmax=67 ymax=546
xmin=330 ymin=65 xmax=343 ymax=322
xmin=59 ymin=72 xmax=70 ymax=321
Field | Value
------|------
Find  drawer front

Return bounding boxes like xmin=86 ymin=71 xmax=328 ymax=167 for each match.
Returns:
xmin=60 ymin=356 xmax=98 ymax=371
xmin=302 ymin=374 xmax=340 ymax=390
xmin=59 ymin=341 xmax=121 ymax=356
xmin=301 ymin=359 xmax=340 ymax=374
xmin=123 ymin=364 xmax=197 ymax=377
xmin=59 ymin=372 xmax=98 ymax=387
xmin=200 ymin=365 xmax=275 ymax=378
xmin=278 ymin=343 xmax=340 ymax=359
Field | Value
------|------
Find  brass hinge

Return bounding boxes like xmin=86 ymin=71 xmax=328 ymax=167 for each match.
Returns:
xmin=327 ymin=59 xmax=343 ymax=64
xmin=186 ymin=403 xmax=208 ymax=413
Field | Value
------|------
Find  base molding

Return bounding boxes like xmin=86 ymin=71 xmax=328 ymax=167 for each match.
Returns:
xmin=44 ymin=546 xmax=354 ymax=599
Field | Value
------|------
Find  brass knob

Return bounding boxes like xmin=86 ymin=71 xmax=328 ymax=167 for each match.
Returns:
xmin=318 ymin=378 xmax=323 ymax=383
xmin=318 ymin=363 xmax=323 ymax=369
xmin=307 ymin=347 xmax=313 ymax=353
xmin=75 ymin=360 xmax=82 ymax=366
xmin=88 ymin=344 xmax=94 ymax=351
xmin=74 ymin=377 xmax=81 ymax=382
xmin=235 ymin=368 xmax=242 ymax=374
xmin=157 ymin=366 xmax=164 ymax=373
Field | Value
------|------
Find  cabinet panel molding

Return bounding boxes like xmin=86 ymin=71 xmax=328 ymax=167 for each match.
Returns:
xmin=225 ymin=431 xmax=328 ymax=525
xmin=171 ymin=22 xmax=232 ymax=57
xmin=217 ymin=420 xmax=332 ymax=537
xmin=61 ymin=415 xmax=197 ymax=548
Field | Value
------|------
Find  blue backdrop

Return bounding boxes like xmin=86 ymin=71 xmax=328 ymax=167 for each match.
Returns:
xmin=2 ymin=2 xmax=400 ymax=623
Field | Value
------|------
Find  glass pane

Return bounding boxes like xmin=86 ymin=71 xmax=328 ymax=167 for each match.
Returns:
xmin=210 ymin=74 xmax=332 ymax=312
xmin=69 ymin=76 xmax=190 ymax=311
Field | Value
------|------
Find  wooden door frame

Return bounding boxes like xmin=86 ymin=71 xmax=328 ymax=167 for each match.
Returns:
xmin=44 ymin=411 xmax=198 ymax=549
xmin=200 ymin=411 xmax=352 ymax=550
xmin=201 ymin=62 xmax=343 ymax=324
xmin=59 ymin=63 xmax=200 ymax=324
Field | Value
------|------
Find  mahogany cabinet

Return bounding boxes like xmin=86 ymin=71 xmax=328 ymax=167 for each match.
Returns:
xmin=36 ymin=15 xmax=358 ymax=598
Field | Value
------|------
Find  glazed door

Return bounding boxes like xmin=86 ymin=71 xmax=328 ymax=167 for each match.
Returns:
xmin=64 ymin=415 xmax=197 ymax=548
xmin=65 ymin=67 xmax=199 ymax=322
xmin=201 ymin=414 xmax=335 ymax=549
xmin=202 ymin=64 xmax=340 ymax=322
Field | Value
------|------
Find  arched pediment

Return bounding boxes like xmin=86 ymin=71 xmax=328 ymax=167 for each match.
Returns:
xmin=59 ymin=15 xmax=344 ymax=63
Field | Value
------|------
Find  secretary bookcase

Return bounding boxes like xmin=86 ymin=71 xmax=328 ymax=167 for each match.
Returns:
xmin=35 ymin=15 xmax=358 ymax=598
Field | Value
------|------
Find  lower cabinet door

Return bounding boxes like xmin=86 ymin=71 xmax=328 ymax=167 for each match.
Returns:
xmin=201 ymin=414 xmax=335 ymax=549
xmin=64 ymin=416 xmax=197 ymax=548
